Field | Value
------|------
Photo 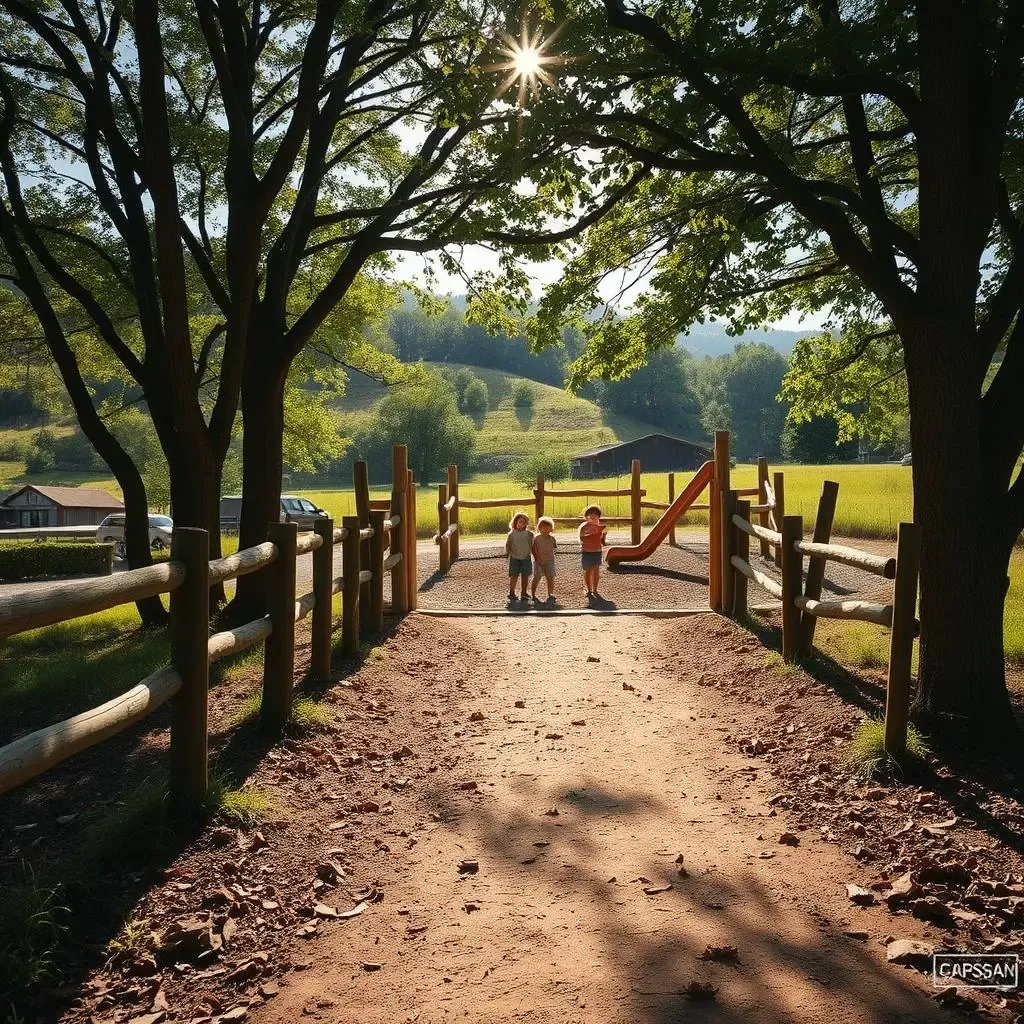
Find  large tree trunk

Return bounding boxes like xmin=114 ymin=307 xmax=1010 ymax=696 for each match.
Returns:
xmin=226 ymin=350 xmax=288 ymax=623
xmin=905 ymin=324 xmax=1017 ymax=739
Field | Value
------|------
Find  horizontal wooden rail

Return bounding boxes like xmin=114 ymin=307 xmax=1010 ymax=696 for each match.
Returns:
xmin=641 ymin=500 xmax=671 ymax=511
xmin=208 ymin=542 xmax=277 ymax=584
xmin=358 ymin=569 xmax=373 ymax=584
xmin=539 ymin=487 xmax=646 ymax=498
xmin=794 ymin=594 xmax=894 ymax=628
xmin=383 ymin=551 xmax=403 ymax=572
xmin=295 ymin=533 xmax=323 ymax=556
xmin=443 ymin=495 xmax=457 ymax=511
xmin=730 ymin=554 xmax=783 ymax=600
xmin=208 ymin=616 xmax=272 ymax=663
xmin=731 ymin=514 xmax=782 ymax=547
xmin=0 ymin=665 xmax=182 ymax=795
xmin=794 ymin=540 xmax=896 ymax=579
xmin=687 ymin=503 xmax=710 ymax=511
xmin=456 ymin=496 xmax=533 ymax=509
xmin=0 ymin=561 xmax=186 ymax=640
xmin=550 ymin=515 xmax=633 ymax=524
xmin=749 ymin=502 xmax=773 ymax=513
xmin=736 ymin=486 xmax=760 ymax=496
xmin=434 ymin=523 xmax=460 ymax=544
xmin=332 ymin=575 xmax=344 ymax=595
xmin=332 ymin=527 xmax=348 ymax=545
xmin=359 ymin=526 xmax=374 ymax=540
xmin=369 ymin=498 xmax=391 ymax=510
xmin=295 ymin=590 xmax=316 ymax=622
xmin=384 ymin=514 xmax=401 ymax=531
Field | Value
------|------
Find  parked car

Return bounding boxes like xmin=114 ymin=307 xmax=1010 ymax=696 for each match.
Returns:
xmin=219 ymin=495 xmax=328 ymax=532
xmin=900 ymin=452 xmax=912 ymax=466
xmin=96 ymin=514 xmax=174 ymax=559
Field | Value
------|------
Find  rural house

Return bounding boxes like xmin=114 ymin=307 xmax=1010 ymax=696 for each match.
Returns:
xmin=0 ymin=485 xmax=123 ymax=528
xmin=571 ymin=433 xmax=713 ymax=478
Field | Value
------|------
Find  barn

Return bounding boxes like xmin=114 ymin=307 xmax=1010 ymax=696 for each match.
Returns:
xmin=0 ymin=485 xmax=123 ymax=528
xmin=571 ymin=433 xmax=713 ymax=478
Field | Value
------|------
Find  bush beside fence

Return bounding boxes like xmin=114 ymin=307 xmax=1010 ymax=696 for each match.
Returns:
xmin=0 ymin=541 xmax=113 ymax=581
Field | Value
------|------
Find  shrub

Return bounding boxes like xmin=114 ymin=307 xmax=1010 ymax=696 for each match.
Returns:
xmin=510 ymin=453 xmax=572 ymax=488
xmin=511 ymin=380 xmax=534 ymax=408
xmin=26 ymin=429 xmax=104 ymax=473
xmin=462 ymin=378 xmax=490 ymax=415
xmin=0 ymin=437 xmax=30 ymax=461
xmin=0 ymin=542 xmax=113 ymax=581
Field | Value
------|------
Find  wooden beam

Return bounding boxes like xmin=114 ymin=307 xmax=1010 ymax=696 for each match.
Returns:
xmin=780 ymin=515 xmax=803 ymax=662
xmin=341 ymin=515 xmax=361 ymax=654
xmin=263 ymin=521 xmax=297 ymax=730
xmin=310 ymin=517 xmax=334 ymax=682
xmin=884 ymin=523 xmax=922 ymax=757
xmin=798 ymin=481 xmax=839 ymax=657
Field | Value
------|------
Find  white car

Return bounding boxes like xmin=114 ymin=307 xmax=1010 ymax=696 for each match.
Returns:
xmin=96 ymin=514 xmax=174 ymax=559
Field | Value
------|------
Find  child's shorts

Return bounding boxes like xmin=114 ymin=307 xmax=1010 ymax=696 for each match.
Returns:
xmin=508 ymin=556 xmax=532 ymax=577
xmin=534 ymin=559 xmax=555 ymax=577
xmin=581 ymin=551 xmax=602 ymax=569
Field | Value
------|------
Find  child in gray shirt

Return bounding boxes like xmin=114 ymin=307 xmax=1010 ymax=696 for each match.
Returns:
xmin=505 ymin=512 xmax=534 ymax=604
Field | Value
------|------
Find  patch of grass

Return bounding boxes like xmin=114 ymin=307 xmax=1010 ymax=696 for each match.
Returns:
xmin=207 ymin=778 xmax=274 ymax=827
xmin=762 ymin=650 xmax=802 ymax=676
xmin=77 ymin=780 xmax=173 ymax=869
xmin=104 ymin=917 xmax=152 ymax=969
xmin=0 ymin=863 xmax=68 ymax=1002
xmin=212 ymin=643 xmax=264 ymax=686
xmin=232 ymin=689 xmax=332 ymax=734
xmin=847 ymin=718 xmax=930 ymax=779
xmin=359 ymin=638 xmax=387 ymax=662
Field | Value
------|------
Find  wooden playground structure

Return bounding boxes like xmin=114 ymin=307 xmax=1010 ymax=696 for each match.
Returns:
xmin=435 ymin=429 xmax=920 ymax=755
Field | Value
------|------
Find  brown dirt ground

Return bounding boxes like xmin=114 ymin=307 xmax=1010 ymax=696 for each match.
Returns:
xmin=9 ymin=608 xmax=1024 ymax=1023
xmin=7 ymin=535 xmax=1024 ymax=1023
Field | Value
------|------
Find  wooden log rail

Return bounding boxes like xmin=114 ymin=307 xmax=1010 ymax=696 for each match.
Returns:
xmin=540 ymin=486 xmax=646 ymax=498
xmin=0 ymin=445 xmax=415 ymax=804
xmin=456 ymin=496 xmax=534 ymax=509
xmin=722 ymin=474 xmax=922 ymax=759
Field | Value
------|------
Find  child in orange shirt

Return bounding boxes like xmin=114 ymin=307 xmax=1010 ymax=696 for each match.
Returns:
xmin=578 ymin=504 xmax=606 ymax=602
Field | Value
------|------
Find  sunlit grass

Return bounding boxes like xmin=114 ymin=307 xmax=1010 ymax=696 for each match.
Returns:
xmin=233 ymin=689 xmax=333 ymax=734
xmin=848 ymin=718 xmax=930 ymax=778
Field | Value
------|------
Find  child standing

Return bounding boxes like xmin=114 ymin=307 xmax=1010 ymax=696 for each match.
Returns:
xmin=578 ymin=504 xmax=606 ymax=602
xmin=505 ymin=512 xmax=534 ymax=604
xmin=531 ymin=516 xmax=558 ymax=605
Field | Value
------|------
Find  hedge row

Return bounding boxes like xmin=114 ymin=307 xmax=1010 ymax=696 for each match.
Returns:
xmin=0 ymin=541 xmax=113 ymax=581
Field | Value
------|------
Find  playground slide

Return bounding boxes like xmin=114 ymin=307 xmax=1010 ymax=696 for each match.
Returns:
xmin=606 ymin=461 xmax=714 ymax=567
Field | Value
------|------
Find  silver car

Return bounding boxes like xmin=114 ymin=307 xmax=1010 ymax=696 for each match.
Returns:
xmin=280 ymin=495 xmax=328 ymax=530
xmin=96 ymin=514 xmax=174 ymax=559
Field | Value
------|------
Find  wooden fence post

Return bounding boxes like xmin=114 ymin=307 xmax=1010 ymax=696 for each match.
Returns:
xmin=798 ymin=481 xmax=839 ymax=658
xmin=630 ymin=459 xmax=642 ymax=545
xmin=757 ymin=457 xmax=770 ymax=559
xmin=368 ymin=510 xmax=385 ymax=633
xmin=263 ymin=520 xmax=297 ymax=730
xmin=710 ymin=430 xmax=730 ymax=611
xmin=447 ymin=464 xmax=460 ymax=562
xmin=169 ymin=527 xmax=209 ymax=808
xmin=341 ymin=515 xmax=360 ymax=654
xmin=884 ymin=522 xmax=921 ymax=757
xmin=391 ymin=447 xmax=409 ymax=615
xmin=733 ymin=499 xmax=750 ymax=619
xmin=668 ymin=473 xmax=677 ymax=547
xmin=535 ymin=474 xmax=545 ymax=525
xmin=780 ymin=514 xmax=803 ymax=662
xmin=353 ymin=460 xmax=371 ymax=636
xmin=406 ymin=472 xmax=418 ymax=611
xmin=310 ymin=517 xmax=334 ymax=683
xmin=722 ymin=489 xmax=737 ymax=616
xmin=773 ymin=471 xmax=786 ymax=568
xmin=438 ymin=483 xmax=450 ymax=573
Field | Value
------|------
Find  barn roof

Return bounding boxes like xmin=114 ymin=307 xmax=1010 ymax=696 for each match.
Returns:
xmin=1 ymin=484 xmax=124 ymax=508
xmin=572 ymin=433 xmax=712 ymax=460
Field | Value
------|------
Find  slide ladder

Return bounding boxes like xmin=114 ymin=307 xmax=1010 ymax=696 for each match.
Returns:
xmin=606 ymin=461 xmax=713 ymax=567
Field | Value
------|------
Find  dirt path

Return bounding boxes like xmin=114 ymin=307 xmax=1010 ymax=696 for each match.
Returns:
xmin=261 ymin=613 xmax=956 ymax=1024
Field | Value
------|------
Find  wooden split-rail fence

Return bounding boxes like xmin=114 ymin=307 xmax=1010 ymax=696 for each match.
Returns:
xmin=0 ymin=445 xmax=418 ymax=806
xmin=716 ymin=451 xmax=921 ymax=757
xmin=432 ymin=459 xmax=720 ymax=570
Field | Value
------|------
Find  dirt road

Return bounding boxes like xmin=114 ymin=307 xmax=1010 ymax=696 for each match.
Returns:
xmin=262 ymin=613 xmax=955 ymax=1024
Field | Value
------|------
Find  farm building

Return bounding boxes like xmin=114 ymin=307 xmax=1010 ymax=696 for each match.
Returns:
xmin=0 ymin=485 xmax=123 ymax=528
xmin=571 ymin=433 xmax=713 ymax=478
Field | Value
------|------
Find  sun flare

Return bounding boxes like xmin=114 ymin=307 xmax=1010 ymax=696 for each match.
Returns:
xmin=484 ymin=26 xmax=568 ymax=107
xmin=513 ymin=45 xmax=543 ymax=78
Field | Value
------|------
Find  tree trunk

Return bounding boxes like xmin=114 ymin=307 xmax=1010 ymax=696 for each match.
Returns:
xmin=904 ymin=324 xmax=1017 ymax=739
xmin=227 ymin=352 xmax=288 ymax=623
xmin=166 ymin=430 xmax=225 ymax=608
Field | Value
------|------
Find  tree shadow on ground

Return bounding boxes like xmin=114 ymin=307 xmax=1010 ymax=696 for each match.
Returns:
xmin=414 ymin=773 xmax=956 ymax=1024
xmin=514 ymin=403 xmax=535 ymax=431
xmin=741 ymin=610 xmax=1024 ymax=855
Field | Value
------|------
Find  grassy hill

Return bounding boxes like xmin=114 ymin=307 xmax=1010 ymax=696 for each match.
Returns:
xmin=335 ymin=363 xmax=666 ymax=472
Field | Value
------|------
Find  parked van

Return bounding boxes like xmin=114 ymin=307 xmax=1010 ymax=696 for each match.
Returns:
xmin=219 ymin=495 xmax=328 ymax=532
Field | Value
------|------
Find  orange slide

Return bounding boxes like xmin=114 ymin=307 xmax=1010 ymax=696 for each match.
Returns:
xmin=606 ymin=461 xmax=714 ymax=566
